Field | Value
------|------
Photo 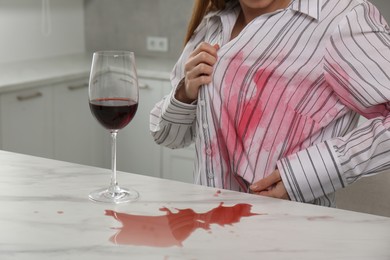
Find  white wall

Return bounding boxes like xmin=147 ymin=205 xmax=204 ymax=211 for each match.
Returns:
xmin=0 ymin=0 xmax=85 ymax=64
xmin=84 ymin=0 xmax=192 ymax=60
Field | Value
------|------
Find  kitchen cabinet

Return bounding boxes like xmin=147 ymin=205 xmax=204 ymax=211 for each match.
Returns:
xmin=116 ymin=77 xmax=195 ymax=183
xmin=0 ymin=55 xmax=195 ymax=184
xmin=0 ymin=77 xmax=106 ymax=168
xmin=0 ymin=86 xmax=54 ymax=158
xmin=0 ymin=76 xmax=195 ymax=183
xmin=160 ymin=82 xmax=195 ymax=184
xmin=53 ymin=78 xmax=106 ymax=168
xmin=116 ymin=78 xmax=164 ymax=178
xmin=162 ymin=144 xmax=195 ymax=184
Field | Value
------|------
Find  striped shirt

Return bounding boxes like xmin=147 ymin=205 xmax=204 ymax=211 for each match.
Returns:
xmin=150 ymin=0 xmax=390 ymax=207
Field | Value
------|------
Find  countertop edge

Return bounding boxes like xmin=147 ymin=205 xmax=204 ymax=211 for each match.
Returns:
xmin=0 ymin=53 xmax=175 ymax=94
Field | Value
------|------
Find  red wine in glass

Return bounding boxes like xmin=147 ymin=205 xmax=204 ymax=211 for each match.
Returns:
xmin=89 ymin=98 xmax=138 ymax=130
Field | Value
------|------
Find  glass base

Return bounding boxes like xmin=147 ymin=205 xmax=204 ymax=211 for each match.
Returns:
xmin=89 ymin=186 xmax=139 ymax=204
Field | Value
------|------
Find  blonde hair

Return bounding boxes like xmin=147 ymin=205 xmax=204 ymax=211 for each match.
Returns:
xmin=184 ymin=0 xmax=234 ymax=44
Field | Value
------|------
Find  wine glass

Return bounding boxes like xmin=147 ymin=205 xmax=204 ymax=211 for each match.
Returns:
xmin=88 ymin=50 xmax=139 ymax=203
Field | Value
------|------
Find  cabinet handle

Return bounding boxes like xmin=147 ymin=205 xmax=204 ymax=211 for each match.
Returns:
xmin=67 ymin=83 xmax=89 ymax=91
xmin=139 ymin=83 xmax=149 ymax=89
xmin=16 ymin=92 xmax=43 ymax=101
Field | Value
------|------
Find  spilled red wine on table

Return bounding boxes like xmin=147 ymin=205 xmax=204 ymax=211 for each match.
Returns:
xmin=89 ymin=98 xmax=138 ymax=130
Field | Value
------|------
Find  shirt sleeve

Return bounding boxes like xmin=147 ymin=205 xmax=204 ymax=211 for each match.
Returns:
xmin=277 ymin=2 xmax=390 ymax=203
xmin=149 ymin=20 xmax=207 ymax=149
xmin=149 ymin=87 xmax=197 ymax=149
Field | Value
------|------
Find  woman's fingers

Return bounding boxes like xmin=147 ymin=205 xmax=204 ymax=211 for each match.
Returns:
xmin=185 ymin=51 xmax=218 ymax=73
xmin=186 ymin=75 xmax=212 ymax=90
xmin=249 ymin=170 xmax=290 ymax=200
xmin=181 ymin=42 xmax=219 ymax=101
xmin=186 ymin=42 xmax=219 ymax=71
xmin=250 ymin=170 xmax=281 ymax=192
xmin=258 ymin=182 xmax=290 ymax=200
xmin=186 ymin=63 xmax=214 ymax=80
xmin=189 ymin=42 xmax=219 ymax=59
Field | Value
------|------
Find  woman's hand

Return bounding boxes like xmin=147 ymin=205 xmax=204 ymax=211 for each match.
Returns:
xmin=175 ymin=42 xmax=219 ymax=103
xmin=250 ymin=169 xmax=290 ymax=200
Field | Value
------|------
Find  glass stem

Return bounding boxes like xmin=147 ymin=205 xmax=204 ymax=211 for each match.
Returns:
xmin=109 ymin=130 xmax=119 ymax=193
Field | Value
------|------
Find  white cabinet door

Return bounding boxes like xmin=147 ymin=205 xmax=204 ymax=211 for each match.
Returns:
xmin=0 ymin=86 xmax=53 ymax=158
xmin=116 ymin=78 xmax=164 ymax=178
xmin=162 ymin=145 xmax=195 ymax=184
xmin=160 ymin=81 xmax=195 ymax=184
xmin=53 ymin=79 xmax=107 ymax=168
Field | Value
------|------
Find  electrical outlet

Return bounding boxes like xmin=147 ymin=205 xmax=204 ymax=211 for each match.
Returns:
xmin=146 ymin=36 xmax=168 ymax=52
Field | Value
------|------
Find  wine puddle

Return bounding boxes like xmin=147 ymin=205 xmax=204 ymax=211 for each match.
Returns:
xmin=105 ymin=202 xmax=261 ymax=247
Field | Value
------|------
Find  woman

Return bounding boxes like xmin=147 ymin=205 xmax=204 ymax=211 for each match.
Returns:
xmin=150 ymin=0 xmax=390 ymax=207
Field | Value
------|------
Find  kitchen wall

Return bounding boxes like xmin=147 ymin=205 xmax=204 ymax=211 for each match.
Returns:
xmin=84 ymin=0 xmax=390 ymax=61
xmin=371 ymin=0 xmax=390 ymax=18
xmin=84 ymin=0 xmax=193 ymax=60
xmin=0 ymin=0 xmax=85 ymax=64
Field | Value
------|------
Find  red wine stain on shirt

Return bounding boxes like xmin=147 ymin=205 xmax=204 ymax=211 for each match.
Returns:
xmin=105 ymin=202 xmax=261 ymax=247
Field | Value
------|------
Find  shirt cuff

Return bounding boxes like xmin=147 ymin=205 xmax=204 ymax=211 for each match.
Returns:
xmin=276 ymin=140 xmax=347 ymax=203
xmin=160 ymin=88 xmax=197 ymax=125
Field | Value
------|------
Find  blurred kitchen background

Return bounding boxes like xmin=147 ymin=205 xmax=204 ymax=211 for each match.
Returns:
xmin=0 ymin=0 xmax=389 ymax=217
xmin=0 ymin=0 xmax=193 ymax=64
xmin=1 ymin=0 xmax=389 ymax=63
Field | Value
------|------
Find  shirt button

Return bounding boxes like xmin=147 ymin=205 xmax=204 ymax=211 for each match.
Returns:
xmin=207 ymin=172 xmax=215 ymax=178
xmin=199 ymin=100 xmax=206 ymax=106
xmin=206 ymin=148 xmax=212 ymax=155
xmin=203 ymin=123 xmax=208 ymax=129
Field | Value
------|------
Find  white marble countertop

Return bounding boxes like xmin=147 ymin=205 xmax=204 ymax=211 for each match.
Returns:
xmin=0 ymin=150 xmax=389 ymax=260
xmin=0 ymin=53 xmax=176 ymax=93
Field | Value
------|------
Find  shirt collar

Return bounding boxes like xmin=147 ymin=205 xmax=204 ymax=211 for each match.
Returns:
xmin=290 ymin=0 xmax=322 ymax=21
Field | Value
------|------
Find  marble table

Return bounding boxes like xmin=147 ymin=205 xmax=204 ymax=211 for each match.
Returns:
xmin=0 ymin=150 xmax=389 ymax=260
